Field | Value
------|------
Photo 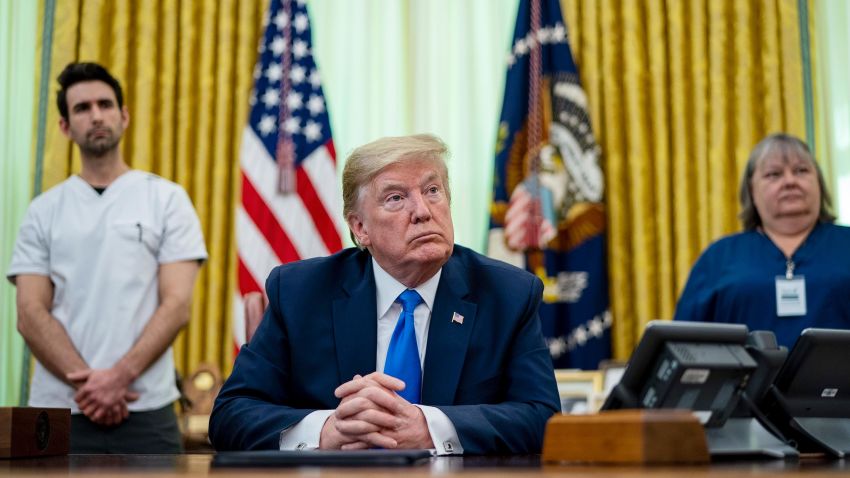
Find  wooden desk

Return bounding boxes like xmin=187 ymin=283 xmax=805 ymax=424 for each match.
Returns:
xmin=0 ymin=454 xmax=847 ymax=477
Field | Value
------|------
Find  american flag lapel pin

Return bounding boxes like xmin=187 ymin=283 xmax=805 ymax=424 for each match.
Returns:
xmin=451 ymin=312 xmax=464 ymax=325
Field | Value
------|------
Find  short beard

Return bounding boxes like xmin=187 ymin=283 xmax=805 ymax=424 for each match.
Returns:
xmin=80 ymin=135 xmax=121 ymax=157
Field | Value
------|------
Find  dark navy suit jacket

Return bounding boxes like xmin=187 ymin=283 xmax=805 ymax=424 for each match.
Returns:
xmin=209 ymin=245 xmax=560 ymax=454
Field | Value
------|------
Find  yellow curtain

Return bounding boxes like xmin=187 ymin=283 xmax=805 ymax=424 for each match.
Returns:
xmin=34 ymin=0 xmax=267 ymax=377
xmin=560 ymin=0 xmax=807 ymax=359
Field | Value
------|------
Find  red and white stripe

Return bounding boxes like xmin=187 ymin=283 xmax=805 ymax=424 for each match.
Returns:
xmin=234 ymin=125 xmax=344 ymax=352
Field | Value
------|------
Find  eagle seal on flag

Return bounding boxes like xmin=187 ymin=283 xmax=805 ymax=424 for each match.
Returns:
xmin=489 ymin=0 xmax=610 ymax=369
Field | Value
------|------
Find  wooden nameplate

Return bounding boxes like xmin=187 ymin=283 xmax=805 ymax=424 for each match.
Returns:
xmin=0 ymin=407 xmax=70 ymax=458
xmin=542 ymin=409 xmax=710 ymax=464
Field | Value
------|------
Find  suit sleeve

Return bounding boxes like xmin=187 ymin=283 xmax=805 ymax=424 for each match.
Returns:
xmin=435 ymin=277 xmax=561 ymax=454
xmin=209 ymin=267 xmax=315 ymax=450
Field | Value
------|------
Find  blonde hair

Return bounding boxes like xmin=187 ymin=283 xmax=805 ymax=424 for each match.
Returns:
xmin=342 ymin=134 xmax=450 ymax=246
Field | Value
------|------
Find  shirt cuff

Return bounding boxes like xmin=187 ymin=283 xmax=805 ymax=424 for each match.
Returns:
xmin=279 ymin=410 xmax=334 ymax=450
xmin=416 ymin=405 xmax=463 ymax=455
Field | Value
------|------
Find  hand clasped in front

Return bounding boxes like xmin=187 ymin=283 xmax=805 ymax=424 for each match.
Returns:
xmin=319 ymin=372 xmax=434 ymax=450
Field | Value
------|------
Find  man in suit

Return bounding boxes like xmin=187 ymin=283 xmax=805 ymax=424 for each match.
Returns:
xmin=210 ymin=134 xmax=560 ymax=454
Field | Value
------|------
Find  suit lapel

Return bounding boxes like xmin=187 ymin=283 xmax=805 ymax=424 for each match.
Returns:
xmin=422 ymin=255 xmax=477 ymax=405
xmin=332 ymin=255 xmax=378 ymax=384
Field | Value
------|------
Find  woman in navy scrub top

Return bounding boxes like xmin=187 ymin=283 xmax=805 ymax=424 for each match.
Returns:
xmin=674 ymin=133 xmax=850 ymax=348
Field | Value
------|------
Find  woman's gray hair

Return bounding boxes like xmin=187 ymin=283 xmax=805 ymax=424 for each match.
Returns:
xmin=342 ymin=134 xmax=450 ymax=246
xmin=738 ymin=133 xmax=835 ymax=230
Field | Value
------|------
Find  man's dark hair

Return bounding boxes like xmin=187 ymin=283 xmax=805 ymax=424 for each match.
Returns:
xmin=56 ymin=62 xmax=124 ymax=121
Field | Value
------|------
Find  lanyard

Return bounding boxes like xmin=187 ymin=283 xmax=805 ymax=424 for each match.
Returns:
xmin=785 ymin=259 xmax=795 ymax=279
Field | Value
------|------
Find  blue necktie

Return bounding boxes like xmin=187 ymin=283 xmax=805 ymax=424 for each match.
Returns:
xmin=384 ymin=289 xmax=423 ymax=404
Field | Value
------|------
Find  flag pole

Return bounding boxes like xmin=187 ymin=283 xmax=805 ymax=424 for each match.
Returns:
xmin=526 ymin=0 xmax=543 ymax=251
xmin=277 ymin=0 xmax=296 ymax=194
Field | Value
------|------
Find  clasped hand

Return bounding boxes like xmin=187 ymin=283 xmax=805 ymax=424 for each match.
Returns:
xmin=67 ymin=368 xmax=139 ymax=427
xmin=319 ymin=372 xmax=433 ymax=450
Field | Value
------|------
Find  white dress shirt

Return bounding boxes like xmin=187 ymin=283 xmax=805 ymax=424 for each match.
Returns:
xmin=279 ymin=258 xmax=463 ymax=454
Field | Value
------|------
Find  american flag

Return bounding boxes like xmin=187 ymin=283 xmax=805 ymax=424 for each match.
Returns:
xmin=235 ymin=0 xmax=343 ymax=350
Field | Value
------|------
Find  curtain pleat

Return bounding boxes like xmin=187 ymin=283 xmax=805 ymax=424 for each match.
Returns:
xmin=668 ymin=0 xmax=701 ymax=318
xmin=34 ymin=0 xmax=267 ymax=377
xmin=646 ymin=1 xmax=674 ymax=326
xmin=561 ymin=0 xmax=808 ymax=359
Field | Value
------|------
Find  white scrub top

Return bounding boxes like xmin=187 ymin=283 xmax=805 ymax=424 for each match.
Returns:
xmin=8 ymin=170 xmax=208 ymax=412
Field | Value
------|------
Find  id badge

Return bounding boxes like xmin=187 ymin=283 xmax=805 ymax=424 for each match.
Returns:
xmin=775 ymin=276 xmax=807 ymax=317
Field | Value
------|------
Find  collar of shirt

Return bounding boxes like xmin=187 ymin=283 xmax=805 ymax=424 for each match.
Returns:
xmin=372 ymin=258 xmax=441 ymax=317
xmin=372 ymin=257 xmax=442 ymax=372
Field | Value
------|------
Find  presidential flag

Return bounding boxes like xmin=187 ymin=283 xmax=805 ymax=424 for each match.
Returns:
xmin=488 ymin=0 xmax=610 ymax=369
xmin=235 ymin=0 xmax=343 ymax=350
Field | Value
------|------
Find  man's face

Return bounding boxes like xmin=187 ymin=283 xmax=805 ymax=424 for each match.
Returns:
xmin=59 ymin=80 xmax=128 ymax=157
xmin=348 ymin=158 xmax=454 ymax=286
xmin=751 ymin=152 xmax=821 ymax=228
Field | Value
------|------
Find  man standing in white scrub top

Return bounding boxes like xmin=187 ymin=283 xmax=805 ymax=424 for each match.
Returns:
xmin=7 ymin=62 xmax=208 ymax=453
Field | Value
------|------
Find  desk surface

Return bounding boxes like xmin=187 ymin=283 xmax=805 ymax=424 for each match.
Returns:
xmin=1 ymin=454 xmax=848 ymax=477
